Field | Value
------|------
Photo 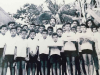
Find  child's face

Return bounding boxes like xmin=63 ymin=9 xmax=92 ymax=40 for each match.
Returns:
xmin=62 ymin=26 xmax=66 ymax=33
xmin=52 ymin=35 xmax=58 ymax=42
xmin=65 ymin=24 xmax=71 ymax=31
xmin=72 ymin=21 xmax=78 ymax=27
xmin=1 ymin=27 xmax=7 ymax=35
xmin=42 ymin=32 xmax=48 ymax=39
xmin=81 ymin=26 xmax=86 ymax=32
xmin=21 ymin=31 xmax=27 ymax=39
xmin=57 ymin=30 xmax=62 ymax=37
xmin=17 ymin=27 xmax=21 ymax=34
xmin=10 ymin=29 xmax=16 ymax=36
xmin=71 ymin=28 xmax=76 ymax=33
xmin=50 ymin=19 xmax=56 ymax=27
xmin=29 ymin=32 xmax=36 ymax=39
xmin=9 ymin=24 xmax=15 ymax=29
xmin=35 ymin=26 xmax=39 ymax=30
xmin=39 ymin=27 xmax=44 ymax=33
xmin=93 ymin=28 xmax=97 ymax=33
xmin=88 ymin=21 xmax=92 ymax=28
xmin=42 ymin=20 xmax=47 ymax=25
xmin=48 ymin=28 xmax=53 ymax=35
xmin=23 ymin=26 xmax=28 ymax=30
xmin=29 ymin=25 xmax=35 ymax=30
xmin=77 ymin=26 xmax=81 ymax=33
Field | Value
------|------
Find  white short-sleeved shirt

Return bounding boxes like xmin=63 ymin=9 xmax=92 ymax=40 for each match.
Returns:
xmin=6 ymin=30 xmax=11 ymax=37
xmin=27 ymin=38 xmax=38 ymax=55
xmin=35 ymin=33 xmax=42 ymax=41
xmin=5 ymin=36 xmax=17 ymax=55
xmin=38 ymin=37 xmax=49 ymax=54
xmin=93 ymin=32 xmax=100 ymax=52
xmin=79 ymin=32 xmax=93 ymax=51
xmin=49 ymin=39 xmax=63 ymax=56
xmin=0 ymin=34 xmax=6 ymax=48
xmin=62 ymin=31 xmax=77 ymax=51
xmin=16 ymin=37 xmax=28 ymax=58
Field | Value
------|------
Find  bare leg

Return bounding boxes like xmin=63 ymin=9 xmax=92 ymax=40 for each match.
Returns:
xmin=52 ymin=63 xmax=56 ymax=75
xmin=72 ymin=57 xmax=77 ymax=75
xmin=27 ymin=63 xmax=31 ymax=75
xmin=2 ymin=62 xmax=8 ymax=75
xmin=0 ymin=57 xmax=3 ymax=75
xmin=32 ymin=63 xmax=36 ymax=75
xmin=66 ymin=57 xmax=71 ymax=75
xmin=82 ymin=54 xmax=88 ymax=75
xmin=41 ymin=61 xmax=44 ymax=75
xmin=45 ymin=61 xmax=48 ymax=75
xmin=57 ymin=62 xmax=61 ymax=75
xmin=10 ymin=62 xmax=15 ymax=75
xmin=16 ymin=61 xmax=20 ymax=75
xmin=88 ymin=54 xmax=93 ymax=75
xmin=22 ymin=61 xmax=26 ymax=75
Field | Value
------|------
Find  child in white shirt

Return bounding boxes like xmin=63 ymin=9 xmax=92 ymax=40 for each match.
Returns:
xmin=38 ymin=29 xmax=49 ymax=75
xmin=3 ymin=27 xmax=17 ymax=75
xmin=15 ymin=29 xmax=28 ymax=75
xmin=27 ymin=30 xmax=38 ymax=75
xmin=49 ymin=33 xmax=63 ymax=75
xmin=0 ymin=25 xmax=8 ymax=75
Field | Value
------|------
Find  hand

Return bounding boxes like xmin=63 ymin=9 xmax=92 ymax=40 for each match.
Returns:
xmin=37 ymin=57 xmax=40 ymax=61
xmin=14 ymin=56 xmax=16 ymax=60
xmin=13 ymin=62 xmax=16 ymax=67
xmin=25 ymin=57 xmax=29 ymax=61
xmin=84 ymin=38 xmax=89 ymax=42
xmin=80 ymin=38 xmax=84 ymax=42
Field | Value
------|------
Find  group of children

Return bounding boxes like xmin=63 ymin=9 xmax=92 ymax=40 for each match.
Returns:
xmin=0 ymin=18 xmax=100 ymax=75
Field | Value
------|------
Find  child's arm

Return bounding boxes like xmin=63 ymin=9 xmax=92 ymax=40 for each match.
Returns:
xmin=3 ymin=44 xmax=6 ymax=59
xmin=14 ymin=46 xmax=17 ymax=60
xmin=37 ymin=46 xmax=40 ymax=61
xmin=36 ymin=46 xmax=38 ymax=56
xmin=27 ymin=47 xmax=30 ymax=58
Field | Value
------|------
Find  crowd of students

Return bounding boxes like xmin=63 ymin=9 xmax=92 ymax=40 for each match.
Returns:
xmin=0 ymin=18 xmax=99 ymax=75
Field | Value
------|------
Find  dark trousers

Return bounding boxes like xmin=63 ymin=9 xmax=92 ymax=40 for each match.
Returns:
xmin=26 ymin=62 xmax=36 ymax=75
xmin=3 ymin=55 xmax=15 ymax=75
xmin=16 ymin=58 xmax=26 ymax=75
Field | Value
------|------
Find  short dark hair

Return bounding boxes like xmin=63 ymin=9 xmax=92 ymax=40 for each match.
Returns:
xmin=8 ymin=22 xmax=15 ymax=26
xmin=72 ymin=20 xmax=80 ymax=26
xmin=47 ymin=26 xmax=53 ymax=31
xmin=64 ymin=22 xmax=71 ymax=26
xmin=42 ymin=29 xmax=48 ymax=34
xmin=81 ymin=24 xmax=86 ymax=27
xmin=56 ymin=28 xmax=63 ymax=32
xmin=21 ymin=29 xmax=28 ymax=33
xmin=22 ymin=25 xmax=28 ymax=28
xmin=29 ymin=30 xmax=36 ymax=35
xmin=62 ymin=24 xmax=65 ymax=28
xmin=36 ymin=25 xmax=40 ymax=27
xmin=10 ymin=27 xmax=17 ymax=31
xmin=52 ymin=33 xmax=58 ymax=37
xmin=39 ymin=25 xmax=45 ymax=28
xmin=0 ymin=25 xmax=7 ymax=29
xmin=86 ymin=19 xmax=96 ymax=28
xmin=50 ymin=18 xmax=56 ymax=22
xmin=30 ymin=23 xmax=35 ymax=26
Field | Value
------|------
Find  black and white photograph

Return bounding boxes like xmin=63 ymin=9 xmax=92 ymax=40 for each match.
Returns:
xmin=0 ymin=0 xmax=100 ymax=75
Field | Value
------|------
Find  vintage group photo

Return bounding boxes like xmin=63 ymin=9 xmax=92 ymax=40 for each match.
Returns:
xmin=0 ymin=0 xmax=100 ymax=75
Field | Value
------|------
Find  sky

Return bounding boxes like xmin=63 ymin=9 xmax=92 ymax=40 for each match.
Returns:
xmin=0 ymin=0 xmax=75 ymax=14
